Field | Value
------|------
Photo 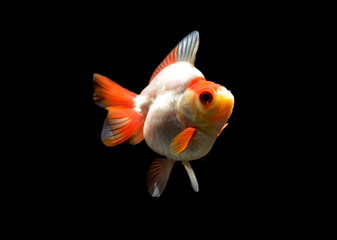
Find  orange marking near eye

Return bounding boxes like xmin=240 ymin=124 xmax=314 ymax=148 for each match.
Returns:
xmin=187 ymin=77 xmax=221 ymax=101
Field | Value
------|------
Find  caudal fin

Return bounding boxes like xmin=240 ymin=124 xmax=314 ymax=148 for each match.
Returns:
xmin=93 ymin=73 xmax=145 ymax=146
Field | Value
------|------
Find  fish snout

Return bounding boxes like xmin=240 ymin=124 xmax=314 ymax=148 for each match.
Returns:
xmin=216 ymin=87 xmax=234 ymax=117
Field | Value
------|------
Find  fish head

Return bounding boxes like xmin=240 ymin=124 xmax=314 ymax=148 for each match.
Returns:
xmin=179 ymin=77 xmax=234 ymax=134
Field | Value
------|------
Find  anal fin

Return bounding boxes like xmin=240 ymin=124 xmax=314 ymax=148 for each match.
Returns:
xmin=147 ymin=158 xmax=174 ymax=197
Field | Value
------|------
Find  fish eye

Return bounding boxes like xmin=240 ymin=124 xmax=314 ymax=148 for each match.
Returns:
xmin=199 ymin=91 xmax=213 ymax=105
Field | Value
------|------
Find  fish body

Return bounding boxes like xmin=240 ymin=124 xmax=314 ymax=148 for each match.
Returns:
xmin=140 ymin=62 xmax=206 ymax=161
xmin=93 ymin=31 xmax=234 ymax=197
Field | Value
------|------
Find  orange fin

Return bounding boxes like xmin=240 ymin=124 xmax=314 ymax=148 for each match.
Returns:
xmin=217 ymin=123 xmax=228 ymax=137
xmin=93 ymin=73 xmax=137 ymax=109
xmin=170 ymin=127 xmax=197 ymax=154
xmin=149 ymin=31 xmax=200 ymax=83
xmin=93 ymin=73 xmax=145 ymax=146
xmin=101 ymin=107 xmax=144 ymax=146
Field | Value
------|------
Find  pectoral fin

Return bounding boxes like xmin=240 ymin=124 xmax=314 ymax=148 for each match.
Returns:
xmin=170 ymin=127 xmax=197 ymax=154
xmin=217 ymin=123 xmax=228 ymax=137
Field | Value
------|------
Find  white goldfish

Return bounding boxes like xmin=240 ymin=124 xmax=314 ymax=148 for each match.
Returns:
xmin=93 ymin=31 xmax=234 ymax=197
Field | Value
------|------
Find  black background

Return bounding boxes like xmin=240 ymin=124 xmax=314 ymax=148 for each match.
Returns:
xmin=22 ymin=4 xmax=320 ymax=231
xmin=65 ymin=15 xmax=288 ymax=201
xmin=71 ymin=21 xmax=289 ymax=201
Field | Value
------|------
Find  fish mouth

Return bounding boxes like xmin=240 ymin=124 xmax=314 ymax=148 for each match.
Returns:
xmin=216 ymin=87 xmax=234 ymax=118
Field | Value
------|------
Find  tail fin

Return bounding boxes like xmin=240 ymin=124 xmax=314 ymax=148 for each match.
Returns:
xmin=93 ymin=73 xmax=145 ymax=146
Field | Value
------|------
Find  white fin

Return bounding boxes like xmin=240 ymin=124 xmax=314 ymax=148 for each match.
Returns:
xmin=182 ymin=161 xmax=199 ymax=192
xmin=176 ymin=30 xmax=199 ymax=64
xmin=149 ymin=31 xmax=200 ymax=82
xmin=147 ymin=158 xmax=174 ymax=197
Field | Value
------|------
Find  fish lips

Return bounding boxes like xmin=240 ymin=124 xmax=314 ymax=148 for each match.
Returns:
xmin=215 ymin=87 xmax=234 ymax=120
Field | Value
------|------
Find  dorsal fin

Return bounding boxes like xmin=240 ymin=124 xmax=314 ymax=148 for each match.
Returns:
xmin=149 ymin=31 xmax=200 ymax=83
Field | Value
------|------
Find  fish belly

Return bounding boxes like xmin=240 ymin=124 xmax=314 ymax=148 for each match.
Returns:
xmin=143 ymin=93 xmax=216 ymax=161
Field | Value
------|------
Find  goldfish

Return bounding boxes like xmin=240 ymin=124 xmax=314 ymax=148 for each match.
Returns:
xmin=93 ymin=31 xmax=234 ymax=197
